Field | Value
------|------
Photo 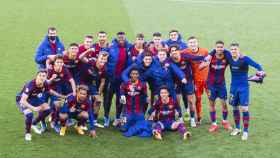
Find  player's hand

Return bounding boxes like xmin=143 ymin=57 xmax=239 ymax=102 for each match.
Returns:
xmin=89 ymin=47 xmax=95 ymax=52
xmin=178 ymin=117 xmax=184 ymax=123
xmin=48 ymin=55 xmax=56 ymax=61
xmin=199 ymin=61 xmax=209 ymax=70
xmin=69 ymin=107 xmax=76 ymax=112
xmin=120 ymin=95 xmax=126 ymax=104
xmin=257 ymin=71 xmax=266 ymax=77
xmin=89 ymin=130 xmax=97 ymax=138
xmin=147 ymin=115 xmax=154 ymax=121
xmin=50 ymin=74 xmax=58 ymax=80
xmin=72 ymin=91 xmax=76 ymax=96
xmin=60 ymin=95 xmax=67 ymax=99
xmin=32 ymin=106 xmax=41 ymax=112
xmin=181 ymin=78 xmax=187 ymax=84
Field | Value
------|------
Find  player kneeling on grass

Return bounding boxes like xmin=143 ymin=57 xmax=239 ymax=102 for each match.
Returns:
xmin=148 ymin=86 xmax=191 ymax=140
xmin=16 ymin=69 xmax=64 ymax=141
xmin=119 ymin=68 xmax=152 ymax=137
xmin=59 ymin=85 xmax=96 ymax=137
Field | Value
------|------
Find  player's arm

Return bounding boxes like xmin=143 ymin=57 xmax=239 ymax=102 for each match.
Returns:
xmin=170 ymin=63 xmax=187 ymax=84
xmin=121 ymin=64 xmax=135 ymax=83
xmin=69 ymin=78 xmax=76 ymax=96
xmin=174 ymin=101 xmax=183 ymax=121
xmin=98 ymin=78 xmax=105 ymax=96
xmin=181 ymin=53 xmax=205 ymax=61
xmin=119 ymin=83 xmax=126 ymax=105
xmin=35 ymin=44 xmax=48 ymax=64
xmin=244 ymin=56 xmax=265 ymax=75
xmin=20 ymin=93 xmax=39 ymax=112
xmin=49 ymin=89 xmax=66 ymax=99
xmin=88 ymin=103 xmax=96 ymax=137
xmin=79 ymin=48 xmax=95 ymax=63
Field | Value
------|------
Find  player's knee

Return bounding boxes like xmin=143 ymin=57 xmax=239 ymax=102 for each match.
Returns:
xmin=59 ymin=113 xmax=68 ymax=119
xmin=41 ymin=103 xmax=50 ymax=110
xmin=79 ymin=111 xmax=88 ymax=119
xmin=25 ymin=112 xmax=34 ymax=120
xmin=240 ymin=106 xmax=248 ymax=112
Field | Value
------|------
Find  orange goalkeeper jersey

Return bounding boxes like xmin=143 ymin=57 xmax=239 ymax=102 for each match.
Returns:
xmin=181 ymin=48 xmax=209 ymax=82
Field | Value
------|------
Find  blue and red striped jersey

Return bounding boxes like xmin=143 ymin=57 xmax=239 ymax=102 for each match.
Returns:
xmin=120 ymin=80 xmax=148 ymax=114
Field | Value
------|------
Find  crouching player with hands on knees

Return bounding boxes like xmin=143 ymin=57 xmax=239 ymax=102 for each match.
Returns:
xmin=59 ymin=85 xmax=96 ymax=138
xmin=148 ymin=86 xmax=191 ymax=141
xmin=16 ymin=69 xmax=65 ymax=141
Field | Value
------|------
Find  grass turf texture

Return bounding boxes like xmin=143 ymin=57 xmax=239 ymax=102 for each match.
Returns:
xmin=0 ymin=0 xmax=279 ymax=157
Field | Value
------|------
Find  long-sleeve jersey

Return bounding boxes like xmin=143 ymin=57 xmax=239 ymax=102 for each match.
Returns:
xmin=223 ymin=51 xmax=263 ymax=86
xmin=120 ymin=80 xmax=148 ymax=114
xmin=181 ymin=48 xmax=209 ymax=81
xmin=171 ymin=53 xmax=205 ymax=84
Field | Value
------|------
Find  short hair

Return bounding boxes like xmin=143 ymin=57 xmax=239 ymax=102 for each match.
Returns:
xmin=48 ymin=27 xmax=56 ymax=33
xmin=187 ymin=36 xmax=197 ymax=41
xmin=136 ymin=33 xmax=144 ymax=39
xmin=117 ymin=31 xmax=125 ymax=36
xmin=98 ymin=31 xmax=107 ymax=34
xmin=99 ymin=51 xmax=109 ymax=57
xmin=153 ymin=32 xmax=162 ymax=37
xmin=77 ymin=85 xmax=89 ymax=93
xmin=54 ymin=54 xmax=64 ymax=61
xmin=37 ymin=69 xmax=48 ymax=74
xmin=69 ymin=43 xmax=79 ymax=47
xmin=143 ymin=51 xmax=153 ymax=57
xmin=230 ymin=42 xmax=239 ymax=47
xmin=169 ymin=44 xmax=180 ymax=51
xmin=158 ymin=48 xmax=167 ymax=53
xmin=169 ymin=29 xmax=179 ymax=34
xmin=159 ymin=85 xmax=169 ymax=92
xmin=85 ymin=35 xmax=93 ymax=39
xmin=215 ymin=40 xmax=224 ymax=45
xmin=129 ymin=67 xmax=139 ymax=75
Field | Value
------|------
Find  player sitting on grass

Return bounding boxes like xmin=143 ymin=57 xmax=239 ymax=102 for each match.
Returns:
xmin=148 ymin=86 xmax=191 ymax=141
xmin=59 ymin=85 xmax=96 ymax=137
xmin=224 ymin=42 xmax=265 ymax=140
xmin=16 ymin=70 xmax=64 ymax=141
xmin=120 ymin=68 xmax=151 ymax=137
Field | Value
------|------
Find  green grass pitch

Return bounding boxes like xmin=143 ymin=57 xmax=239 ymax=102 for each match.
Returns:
xmin=0 ymin=0 xmax=280 ymax=158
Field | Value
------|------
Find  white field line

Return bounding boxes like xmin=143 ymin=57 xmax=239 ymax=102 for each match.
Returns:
xmin=169 ymin=0 xmax=280 ymax=5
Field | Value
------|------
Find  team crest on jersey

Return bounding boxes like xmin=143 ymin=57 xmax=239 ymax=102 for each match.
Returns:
xmin=37 ymin=93 xmax=43 ymax=98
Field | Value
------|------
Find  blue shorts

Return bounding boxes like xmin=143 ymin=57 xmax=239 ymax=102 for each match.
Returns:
xmin=156 ymin=120 xmax=176 ymax=131
xmin=176 ymin=83 xmax=194 ymax=95
xmin=51 ymin=83 xmax=72 ymax=101
xmin=88 ymin=84 xmax=98 ymax=96
xmin=229 ymin=86 xmax=249 ymax=106
xmin=16 ymin=94 xmax=48 ymax=112
xmin=60 ymin=104 xmax=83 ymax=118
xmin=208 ymin=84 xmax=227 ymax=101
